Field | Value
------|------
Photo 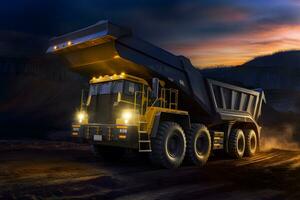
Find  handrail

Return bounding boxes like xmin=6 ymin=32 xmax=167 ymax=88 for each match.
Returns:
xmin=134 ymin=91 xmax=145 ymax=114
xmin=145 ymin=87 xmax=179 ymax=116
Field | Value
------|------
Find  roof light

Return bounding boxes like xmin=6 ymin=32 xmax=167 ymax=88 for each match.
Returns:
xmin=53 ymin=45 xmax=58 ymax=50
xmin=67 ymin=41 xmax=72 ymax=46
xmin=120 ymin=72 xmax=125 ymax=78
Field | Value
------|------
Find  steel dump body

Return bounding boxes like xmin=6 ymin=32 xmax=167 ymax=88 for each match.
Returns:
xmin=48 ymin=20 xmax=264 ymax=125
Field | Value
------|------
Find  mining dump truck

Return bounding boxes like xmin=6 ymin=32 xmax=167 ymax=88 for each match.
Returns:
xmin=47 ymin=21 xmax=265 ymax=168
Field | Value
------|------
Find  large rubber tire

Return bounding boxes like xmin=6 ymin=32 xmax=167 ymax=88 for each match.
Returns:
xmin=91 ymin=145 xmax=125 ymax=162
xmin=244 ymin=129 xmax=257 ymax=157
xmin=228 ymin=129 xmax=245 ymax=159
xmin=186 ymin=124 xmax=211 ymax=166
xmin=150 ymin=121 xmax=186 ymax=169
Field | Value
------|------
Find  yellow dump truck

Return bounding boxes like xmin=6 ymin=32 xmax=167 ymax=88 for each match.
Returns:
xmin=47 ymin=21 xmax=265 ymax=168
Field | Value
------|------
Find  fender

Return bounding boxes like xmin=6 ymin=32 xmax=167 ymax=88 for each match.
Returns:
xmin=224 ymin=116 xmax=261 ymax=153
xmin=150 ymin=112 xmax=191 ymax=138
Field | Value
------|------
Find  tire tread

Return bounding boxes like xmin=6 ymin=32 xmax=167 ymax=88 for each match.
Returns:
xmin=150 ymin=121 xmax=186 ymax=168
xmin=228 ymin=129 xmax=245 ymax=159
xmin=185 ymin=124 xmax=211 ymax=166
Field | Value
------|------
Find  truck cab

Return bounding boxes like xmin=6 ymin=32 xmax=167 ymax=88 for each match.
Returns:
xmin=73 ymin=73 xmax=146 ymax=147
xmin=72 ymin=73 xmax=184 ymax=152
xmin=86 ymin=73 xmax=147 ymax=125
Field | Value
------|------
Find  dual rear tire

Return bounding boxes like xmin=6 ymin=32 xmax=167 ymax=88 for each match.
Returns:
xmin=185 ymin=124 xmax=211 ymax=166
xmin=150 ymin=122 xmax=211 ymax=168
xmin=228 ymin=129 xmax=258 ymax=158
xmin=244 ymin=129 xmax=258 ymax=157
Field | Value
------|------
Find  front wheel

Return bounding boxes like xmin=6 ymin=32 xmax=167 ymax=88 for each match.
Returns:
xmin=150 ymin=121 xmax=186 ymax=169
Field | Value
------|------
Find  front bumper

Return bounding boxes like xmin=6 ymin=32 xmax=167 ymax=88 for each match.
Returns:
xmin=72 ymin=123 xmax=139 ymax=149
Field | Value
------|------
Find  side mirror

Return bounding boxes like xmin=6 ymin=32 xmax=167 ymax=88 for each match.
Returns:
xmin=151 ymin=78 xmax=160 ymax=99
xmin=80 ymin=89 xmax=89 ymax=109
xmin=116 ymin=92 xmax=122 ymax=103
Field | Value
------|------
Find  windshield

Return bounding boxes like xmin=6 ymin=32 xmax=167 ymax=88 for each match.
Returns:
xmin=89 ymin=80 xmax=123 ymax=95
xmin=86 ymin=80 xmax=143 ymax=123
xmin=89 ymin=80 xmax=142 ymax=96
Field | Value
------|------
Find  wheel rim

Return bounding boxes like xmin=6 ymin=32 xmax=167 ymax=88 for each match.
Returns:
xmin=167 ymin=131 xmax=182 ymax=158
xmin=195 ymin=133 xmax=208 ymax=158
xmin=237 ymin=134 xmax=245 ymax=154
xmin=250 ymin=133 xmax=257 ymax=152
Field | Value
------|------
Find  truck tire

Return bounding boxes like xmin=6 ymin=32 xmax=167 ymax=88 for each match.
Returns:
xmin=244 ymin=129 xmax=257 ymax=157
xmin=150 ymin=121 xmax=186 ymax=169
xmin=186 ymin=124 xmax=211 ymax=166
xmin=228 ymin=129 xmax=245 ymax=159
xmin=92 ymin=145 xmax=125 ymax=162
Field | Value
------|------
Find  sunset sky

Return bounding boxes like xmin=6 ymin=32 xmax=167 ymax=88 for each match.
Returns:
xmin=1 ymin=0 xmax=300 ymax=67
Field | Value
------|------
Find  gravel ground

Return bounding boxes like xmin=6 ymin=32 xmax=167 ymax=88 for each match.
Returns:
xmin=0 ymin=140 xmax=299 ymax=200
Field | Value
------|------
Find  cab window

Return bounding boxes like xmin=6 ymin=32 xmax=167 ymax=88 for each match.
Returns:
xmin=89 ymin=80 xmax=123 ymax=95
xmin=123 ymin=81 xmax=141 ymax=95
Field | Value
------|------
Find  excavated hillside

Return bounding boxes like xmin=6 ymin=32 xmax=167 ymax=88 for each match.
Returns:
xmin=0 ymin=56 xmax=86 ymax=138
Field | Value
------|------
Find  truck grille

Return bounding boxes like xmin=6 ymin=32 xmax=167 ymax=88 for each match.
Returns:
xmin=88 ymin=94 xmax=117 ymax=124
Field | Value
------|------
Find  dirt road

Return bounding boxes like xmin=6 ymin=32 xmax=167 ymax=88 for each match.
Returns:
xmin=0 ymin=141 xmax=299 ymax=200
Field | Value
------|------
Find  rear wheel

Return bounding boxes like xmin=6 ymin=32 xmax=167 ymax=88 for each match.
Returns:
xmin=244 ymin=129 xmax=257 ymax=157
xmin=150 ymin=121 xmax=186 ymax=169
xmin=92 ymin=145 xmax=125 ymax=161
xmin=186 ymin=124 xmax=211 ymax=166
xmin=228 ymin=129 xmax=245 ymax=159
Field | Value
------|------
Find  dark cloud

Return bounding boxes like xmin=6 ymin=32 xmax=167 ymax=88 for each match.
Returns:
xmin=0 ymin=0 xmax=299 ymax=66
xmin=1 ymin=0 xmax=298 ymax=39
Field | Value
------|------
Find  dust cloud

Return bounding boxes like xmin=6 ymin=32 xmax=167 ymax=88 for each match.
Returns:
xmin=260 ymin=124 xmax=299 ymax=151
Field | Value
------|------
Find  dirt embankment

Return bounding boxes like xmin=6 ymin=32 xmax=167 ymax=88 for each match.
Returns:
xmin=0 ymin=57 xmax=87 ymax=138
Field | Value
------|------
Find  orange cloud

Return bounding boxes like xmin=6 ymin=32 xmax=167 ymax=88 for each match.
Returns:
xmin=165 ymin=24 xmax=300 ymax=68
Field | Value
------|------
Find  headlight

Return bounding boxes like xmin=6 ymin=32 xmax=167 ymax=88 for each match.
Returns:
xmin=122 ymin=110 xmax=133 ymax=124
xmin=77 ymin=111 xmax=87 ymax=123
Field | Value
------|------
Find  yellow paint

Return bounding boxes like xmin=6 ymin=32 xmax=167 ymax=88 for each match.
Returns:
xmin=119 ymin=134 xmax=127 ymax=139
xmin=144 ymin=107 xmax=188 ymax=134
xmin=90 ymin=73 xmax=148 ymax=86
xmin=116 ymin=125 xmax=127 ymax=129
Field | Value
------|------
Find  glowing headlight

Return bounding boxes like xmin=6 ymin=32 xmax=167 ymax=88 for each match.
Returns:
xmin=77 ymin=111 xmax=87 ymax=123
xmin=122 ymin=110 xmax=133 ymax=124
